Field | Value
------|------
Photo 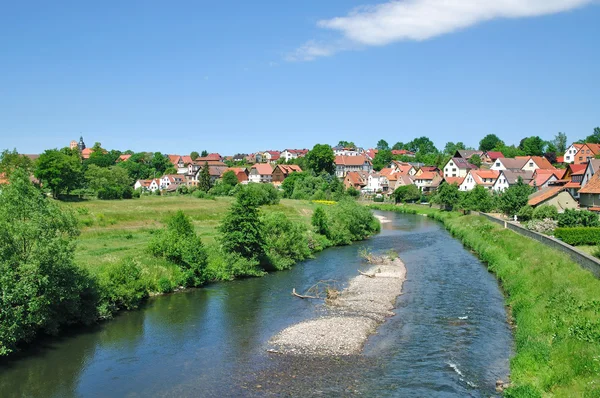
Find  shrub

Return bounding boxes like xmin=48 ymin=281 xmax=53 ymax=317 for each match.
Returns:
xmin=148 ymin=211 xmax=208 ymax=287
xmin=156 ymin=277 xmax=174 ymax=293
xmin=592 ymin=247 xmax=600 ymax=260
xmin=517 ymin=205 xmax=534 ymax=222
xmin=532 ymin=205 xmax=558 ymax=220
xmin=554 ymin=228 xmax=600 ymax=246
xmin=262 ymin=212 xmax=311 ymax=270
xmin=312 ymin=206 xmax=329 ymax=236
xmin=346 ymin=186 xmax=360 ymax=197
xmin=176 ymin=185 xmax=189 ymax=195
xmin=132 ymin=187 xmax=142 ymax=198
xmin=324 ymin=199 xmax=380 ymax=245
xmin=244 ymin=183 xmax=280 ymax=205
xmin=558 ymin=209 xmax=600 ymax=228
xmin=373 ymin=195 xmax=384 ymax=203
xmin=525 ymin=218 xmax=558 ymax=234
xmin=97 ymin=259 xmax=148 ymax=317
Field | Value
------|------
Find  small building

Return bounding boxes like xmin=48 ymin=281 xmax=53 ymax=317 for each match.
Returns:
xmin=442 ymin=157 xmax=477 ymax=178
xmin=413 ymin=172 xmax=442 ymax=193
xmin=529 ymin=170 xmax=559 ymax=191
xmin=579 ymin=171 xmax=600 ymax=209
xmin=482 ymin=151 xmax=504 ymax=164
xmin=134 ymin=179 xmax=152 ymax=191
xmin=490 ymin=157 xmax=529 ymax=171
xmin=281 ymin=149 xmax=308 ymax=162
xmin=459 ymin=170 xmax=500 ymax=191
xmin=335 ymin=155 xmax=372 ymax=178
xmin=581 ymin=159 xmax=600 ymax=189
xmin=528 ymin=186 xmax=577 ymax=211
xmin=391 ymin=149 xmax=415 ymax=157
xmin=160 ymin=174 xmax=185 ymax=190
xmin=454 ymin=150 xmax=484 ymax=160
xmin=572 ymin=143 xmax=600 ymax=165
xmin=248 ymin=163 xmax=273 ymax=183
xmin=224 ymin=167 xmax=249 ymax=184
xmin=344 ymin=171 xmax=368 ymax=190
xmin=272 ymin=164 xmax=302 ymax=183
xmin=492 ymin=170 xmax=534 ymax=192
xmin=365 ymin=173 xmax=389 ymax=193
xmin=564 ymin=144 xmax=583 ymax=164
xmin=389 ymin=161 xmax=416 ymax=176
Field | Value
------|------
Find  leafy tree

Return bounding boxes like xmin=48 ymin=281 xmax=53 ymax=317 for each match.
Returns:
xmin=479 ymin=134 xmax=504 ymax=151
xmin=392 ymin=142 xmax=405 ymax=150
xmin=337 ymin=141 xmax=356 ymax=149
xmin=201 ymin=150 xmax=208 ymax=158
xmin=494 ymin=144 xmax=524 ymax=158
xmin=432 ymin=182 xmax=460 ymax=210
xmin=150 ymin=152 xmax=171 ymax=175
xmin=468 ymin=154 xmax=482 ymax=168
xmin=517 ymin=205 xmax=534 ymax=221
xmin=35 ymin=148 xmax=83 ymax=198
xmin=532 ymin=205 xmax=558 ymax=220
xmin=459 ymin=186 xmax=494 ymax=212
xmin=221 ymin=170 xmax=239 ymax=187
xmin=219 ymin=187 xmax=267 ymax=264
xmin=553 ymin=132 xmax=568 ymax=154
xmin=190 ymin=151 xmax=199 ymax=161
xmin=584 ymin=127 xmax=600 ymax=144
xmin=0 ymin=170 xmax=97 ymax=355
xmin=85 ymin=165 xmax=133 ymax=199
xmin=85 ymin=147 xmax=119 ymax=168
xmin=262 ymin=212 xmax=310 ymax=270
xmin=557 ymin=209 xmax=600 ymax=227
xmin=443 ymin=142 xmax=466 ymax=155
xmin=519 ymin=136 xmax=546 ymax=156
xmin=346 ymin=186 xmax=360 ymax=197
xmin=149 ymin=211 xmax=207 ymax=286
xmin=499 ymin=177 xmax=534 ymax=216
xmin=312 ymin=206 xmax=330 ymax=236
xmin=0 ymin=149 xmax=34 ymax=177
xmin=198 ymin=161 xmax=212 ymax=192
xmin=306 ymin=144 xmax=335 ymax=175
xmin=406 ymin=136 xmax=438 ymax=154
xmin=116 ymin=152 xmax=152 ymax=181
xmin=393 ymin=185 xmax=420 ymax=204
xmin=376 ymin=139 xmax=390 ymax=151
xmin=372 ymin=149 xmax=393 ymax=171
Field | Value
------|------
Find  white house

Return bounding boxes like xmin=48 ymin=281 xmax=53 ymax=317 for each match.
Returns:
xmin=148 ymin=179 xmax=160 ymax=192
xmin=443 ymin=157 xmax=477 ymax=178
xmin=413 ymin=172 xmax=442 ymax=193
xmin=281 ymin=149 xmax=308 ymax=162
xmin=490 ymin=157 xmax=529 ymax=171
xmin=564 ymin=144 xmax=583 ymax=164
xmin=134 ymin=179 xmax=151 ymax=191
xmin=160 ymin=174 xmax=185 ymax=190
xmin=335 ymin=155 xmax=372 ymax=178
xmin=333 ymin=146 xmax=361 ymax=157
xmin=365 ymin=173 xmax=389 ymax=193
xmin=389 ymin=161 xmax=417 ymax=176
xmin=492 ymin=170 xmax=534 ymax=192
xmin=459 ymin=170 xmax=500 ymax=191
xmin=248 ymin=163 xmax=273 ymax=183
xmin=581 ymin=159 xmax=600 ymax=189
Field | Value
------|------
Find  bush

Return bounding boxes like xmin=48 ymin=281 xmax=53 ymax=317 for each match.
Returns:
xmin=346 ymin=186 xmax=360 ymax=197
xmin=156 ymin=277 xmax=174 ymax=293
xmin=525 ymin=218 xmax=558 ymax=234
xmin=244 ymin=183 xmax=280 ymax=205
xmin=192 ymin=190 xmax=214 ymax=200
xmin=554 ymin=228 xmax=600 ymax=246
xmin=262 ymin=212 xmax=311 ymax=270
xmin=97 ymin=259 xmax=148 ymax=317
xmin=517 ymin=205 xmax=534 ymax=221
xmin=132 ymin=187 xmax=142 ymax=198
xmin=558 ymin=209 xmax=600 ymax=228
xmin=532 ymin=205 xmax=558 ymax=220
xmin=323 ymin=199 xmax=380 ymax=245
xmin=592 ymin=247 xmax=600 ymax=260
xmin=148 ymin=211 xmax=208 ymax=287
xmin=176 ymin=185 xmax=189 ymax=195
xmin=373 ymin=195 xmax=384 ymax=203
xmin=312 ymin=206 xmax=329 ymax=236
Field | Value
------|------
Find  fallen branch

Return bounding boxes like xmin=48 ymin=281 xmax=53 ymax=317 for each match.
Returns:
xmin=358 ymin=269 xmax=376 ymax=278
xmin=292 ymin=288 xmax=320 ymax=299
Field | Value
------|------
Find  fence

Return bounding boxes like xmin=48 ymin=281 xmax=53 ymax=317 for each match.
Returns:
xmin=475 ymin=212 xmax=600 ymax=278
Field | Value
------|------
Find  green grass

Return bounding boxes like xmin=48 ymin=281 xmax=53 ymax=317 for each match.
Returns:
xmin=65 ymin=195 xmax=318 ymax=287
xmin=371 ymin=204 xmax=600 ymax=397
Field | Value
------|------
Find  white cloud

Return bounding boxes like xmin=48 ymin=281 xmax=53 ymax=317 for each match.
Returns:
xmin=290 ymin=0 xmax=593 ymax=60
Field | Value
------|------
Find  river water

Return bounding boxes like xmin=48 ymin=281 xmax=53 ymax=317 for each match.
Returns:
xmin=0 ymin=212 xmax=512 ymax=397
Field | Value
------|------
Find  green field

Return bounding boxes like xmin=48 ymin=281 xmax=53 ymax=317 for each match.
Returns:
xmin=66 ymin=195 xmax=317 ymax=285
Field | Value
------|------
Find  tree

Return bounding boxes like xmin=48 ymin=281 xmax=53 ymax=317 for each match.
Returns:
xmin=468 ymin=154 xmax=482 ymax=168
xmin=0 ymin=170 xmax=97 ymax=355
xmin=190 ymin=151 xmax=199 ymax=161
xmin=198 ymin=162 xmax=212 ymax=192
xmin=479 ymin=134 xmax=504 ymax=151
xmin=281 ymin=172 xmax=307 ymax=198
xmin=499 ymin=177 xmax=534 ymax=216
xmin=495 ymin=144 xmax=524 ymax=158
xmin=312 ymin=206 xmax=330 ymax=236
xmin=443 ymin=142 xmax=466 ymax=155
xmin=337 ymin=141 xmax=355 ymax=149
xmin=553 ymin=132 xmax=568 ymax=154
xmin=459 ymin=186 xmax=494 ymax=212
xmin=519 ymin=136 xmax=546 ymax=156
xmin=35 ymin=149 xmax=83 ymax=198
xmin=306 ymin=144 xmax=335 ymax=175
xmin=0 ymin=149 xmax=34 ymax=177
xmin=432 ymin=182 xmax=460 ymax=210
xmin=221 ymin=170 xmax=239 ymax=187
xmin=219 ymin=187 xmax=266 ymax=264
xmin=201 ymin=150 xmax=208 ymax=158
xmin=584 ymin=127 xmax=600 ymax=144
xmin=116 ymin=152 xmax=152 ymax=181
xmin=392 ymin=142 xmax=405 ymax=150
xmin=86 ymin=147 xmax=118 ymax=168
xmin=85 ymin=165 xmax=133 ymax=199
xmin=376 ymin=139 xmax=390 ymax=151
xmin=393 ymin=185 xmax=420 ymax=204
xmin=150 ymin=153 xmax=171 ymax=175
xmin=372 ymin=149 xmax=393 ymax=171
xmin=408 ymin=137 xmax=438 ymax=154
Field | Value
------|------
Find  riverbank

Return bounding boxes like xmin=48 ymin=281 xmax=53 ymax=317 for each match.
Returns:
xmin=370 ymin=204 xmax=600 ymax=397
xmin=270 ymin=255 xmax=406 ymax=356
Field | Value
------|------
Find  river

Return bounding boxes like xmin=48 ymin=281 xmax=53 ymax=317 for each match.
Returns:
xmin=0 ymin=211 xmax=512 ymax=397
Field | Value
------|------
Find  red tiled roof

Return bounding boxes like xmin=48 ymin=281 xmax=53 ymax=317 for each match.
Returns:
xmin=420 ymin=166 xmax=439 ymax=172
xmin=528 ymin=186 xmax=567 ymax=206
xmin=569 ymin=164 xmax=587 ymax=175
xmin=579 ymin=171 xmax=600 ymax=194
xmin=556 ymin=156 xmax=564 ymax=163
xmin=345 ymin=171 xmax=367 ymax=187
xmin=529 ymin=156 xmax=556 ymax=170
xmin=168 ymin=155 xmax=181 ymax=166
xmin=485 ymin=151 xmax=504 ymax=161
xmin=416 ymin=171 xmax=438 ymax=180
xmin=224 ymin=168 xmax=248 ymax=183
xmin=275 ymin=164 xmax=302 ymax=176
xmin=391 ymin=149 xmax=415 ymax=156
xmin=252 ymin=163 xmax=273 ymax=175
xmin=444 ymin=177 xmax=464 ymax=185
xmin=564 ymin=182 xmax=581 ymax=188
xmin=530 ymin=171 xmax=556 ymax=188
xmin=119 ymin=154 xmax=131 ymax=162
xmin=335 ymin=155 xmax=370 ymax=166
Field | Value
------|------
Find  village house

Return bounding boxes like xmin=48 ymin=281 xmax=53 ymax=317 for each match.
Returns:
xmin=413 ymin=172 xmax=442 ymax=193
xmin=415 ymin=166 xmax=441 ymax=176
xmin=224 ymin=167 xmax=249 ymax=184
xmin=232 ymin=153 xmax=247 ymax=162
xmin=394 ymin=174 xmax=415 ymax=189
xmin=134 ymin=179 xmax=152 ymax=191
xmin=528 ymin=186 xmax=577 ymax=211
xmin=148 ymin=179 xmax=160 ymax=192
xmin=248 ymin=163 xmax=273 ymax=183
xmin=281 ymin=149 xmax=308 ymax=162
xmin=335 ymin=155 xmax=372 ymax=178
xmin=581 ymin=159 xmax=600 ymax=189
xmin=365 ymin=172 xmax=389 ymax=193
xmin=459 ymin=170 xmax=500 ymax=191
xmin=490 ymin=157 xmax=529 ymax=171
xmin=160 ymin=174 xmax=185 ymax=190
xmin=492 ymin=170 xmax=534 ymax=192
xmin=454 ymin=150 xmax=484 ymax=160
xmin=481 ymin=151 xmax=504 ymax=164
xmin=572 ymin=143 xmax=600 ymax=165
xmin=443 ymin=176 xmax=465 ymax=186
xmin=333 ymin=146 xmax=361 ymax=157
xmin=272 ymin=164 xmax=302 ymax=183
xmin=563 ymin=163 xmax=587 ymax=199
xmin=529 ymin=170 xmax=561 ymax=191
xmin=343 ymin=171 xmax=368 ymax=190
xmin=564 ymin=144 xmax=583 ymax=164
xmin=443 ymin=157 xmax=477 ymax=178
xmin=389 ymin=161 xmax=417 ymax=176
xmin=262 ymin=150 xmax=281 ymax=164
xmin=578 ymin=171 xmax=600 ymax=210
xmin=519 ymin=156 xmax=555 ymax=171
xmin=391 ymin=149 xmax=415 ymax=157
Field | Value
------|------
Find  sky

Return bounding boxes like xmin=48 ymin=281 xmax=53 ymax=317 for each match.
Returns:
xmin=1 ymin=0 xmax=599 ymax=155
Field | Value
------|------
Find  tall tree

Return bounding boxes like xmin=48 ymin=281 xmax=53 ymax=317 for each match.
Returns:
xmin=337 ymin=141 xmax=355 ymax=149
xmin=393 ymin=185 xmax=420 ymax=204
xmin=85 ymin=165 xmax=133 ymax=199
xmin=406 ymin=137 xmax=438 ymax=154
xmin=392 ymin=142 xmax=405 ymax=150
xmin=190 ymin=151 xmax=199 ymax=161
xmin=500 ymin=177 xmax=534 ymax=216
xmin=376 ymin=139 xmax=390 ymax=151
xmin=519 ymin=136 xmax=546 ymax=156
xmin=432 ymin=182 xmax=460 ymax=210
xmin=198 ymin=162 xmax=212 ymax=192
xmin=200 ymin=150 xmax=208 ymax=158
xmin=0 ymin=149 xmax=33 ymax=177
xmin=479 ymin=134 xmax=504 ymax=151
xmin=443 ymin=142 xmax=466 ymax=155
xmin=468 ymin=154 xmax=482 ymax=168
xmin=150 ymin=153 xmax=171 ymax=175
xmin=306 ymin=144 xmax=335 ymax=175
xmin=372 ymin=149 xmax=393 ymax=171
xmin=584 ymin=127 xmax=600 ymax=144
xmin=35 ymin=149 xmax=83 ymax=198
xmin=553 ymin=132 xmax=568 ymax=154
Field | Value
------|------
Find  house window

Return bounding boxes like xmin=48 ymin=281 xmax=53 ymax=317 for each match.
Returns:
xmin=529 ymin=162 xmax=533 ymax=167
xmin=495 ymin=162 xmax=501 ymax=167
xmin=579 ymin=157 xmax=583 ymax=161
xmin=452 ymin=168 xmax=457 ymax=172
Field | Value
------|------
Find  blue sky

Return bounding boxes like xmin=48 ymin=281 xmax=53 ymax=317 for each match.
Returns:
xmin=1 ymin=0 xmax=599 ymax=155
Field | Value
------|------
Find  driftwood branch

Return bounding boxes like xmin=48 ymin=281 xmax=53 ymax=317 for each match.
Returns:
xmin=358 ymin=269 xmax=376 ymax=278
xmin=292 ymin=288 xmax=320 ymax=299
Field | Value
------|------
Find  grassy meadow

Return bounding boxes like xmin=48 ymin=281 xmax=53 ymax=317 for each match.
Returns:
xmin=64 ymin=195 xmax=318 ymax=286
xmin=371 ymin=204 xmax=600 ymax=397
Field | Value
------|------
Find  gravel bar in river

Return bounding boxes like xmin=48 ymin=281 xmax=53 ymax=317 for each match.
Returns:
xmin=269 ymin=256 xmax=406 ymax=356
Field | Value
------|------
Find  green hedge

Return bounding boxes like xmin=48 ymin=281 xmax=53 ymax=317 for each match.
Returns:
xmin=554 ymin=227 xmax=600 ymax=246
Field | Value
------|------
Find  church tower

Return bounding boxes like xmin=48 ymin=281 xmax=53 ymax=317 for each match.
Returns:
xmin=78 ymin=136 xmax=86 ymax=152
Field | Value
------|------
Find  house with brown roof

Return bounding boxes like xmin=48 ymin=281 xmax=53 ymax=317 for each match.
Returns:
xmin=573 ymin=143 xmax=600 ymax=165
xmin=224 ymin=167 xmax=249 ymax=184
xmin=365 ymin=172 xmax=390 ymax=193
xmin=160 ymin=174 xmax=185 ymax=190
xmin=263 ymin=151 xmax=281 ymax=164
xmin=389 ymin=161 xmax=416 ymax=176
xmin=454 ymin=150 xmax=484 ymax=160
xmin=413 ymin=171 xmax=443 ymax=193
xmin=579 ymin=171 xmax=600 ymax=209
xmin=134 ymin=179 xmax=152 ymax=191
xmin=521 ymin=156 xmax=555 ymax=171
xmin=443 ymin=157 xmax=477 ymax=178
xmin=272 ymin=164 xmax=302 ymax=183
xmin=563 ymin=163 xmax=588 ymax=199
xmin=343 ymin=171 xmax=368 ymax=190
xmin=443 ymin=176 xmax=465 ymax=186
xmin=529 ymin=170 xmax=559 ymax=191
xmin=491 ymin=157 xmax=529 ymax=171
xmin=248 ymin=163 xmax=273 ymax=183
xmin=581 ymin=159 xmax=600 ymax=190
xmin=528 ymin=186 xmax=577 ymax=211
xmin=482 ymin=151 xmax=504 ymax=164
xmin=335 ymin=155 xmax=372 ymax=178
xmin=459 ymin=170 xmax=500 ymax=191
xmin=492 ymin=170 xmax=534 ymax=192
xmin=391 ymin=149 xmax=415 ymax=157
xmin=564 ymin=143 xmax=583 ymax=164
